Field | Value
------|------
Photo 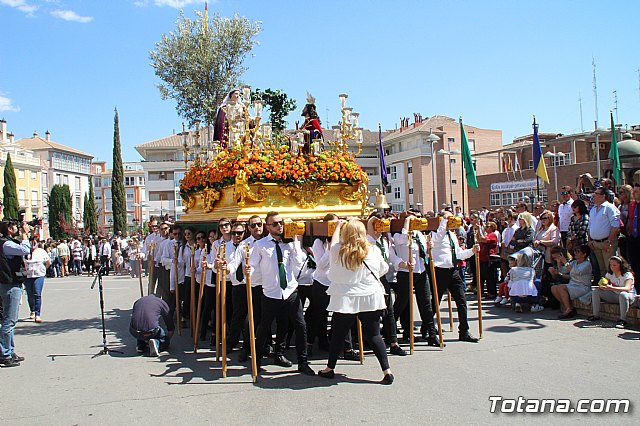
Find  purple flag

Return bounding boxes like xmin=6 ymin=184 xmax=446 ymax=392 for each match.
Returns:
xmin=378 ymin=124 xmax=388 ymax=187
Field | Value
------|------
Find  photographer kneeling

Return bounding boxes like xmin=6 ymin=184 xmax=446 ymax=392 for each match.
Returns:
xmin=130 ymin=294 xmax=174 ymax=356
xmin=0 ymin=220 xmax=32 ymax=368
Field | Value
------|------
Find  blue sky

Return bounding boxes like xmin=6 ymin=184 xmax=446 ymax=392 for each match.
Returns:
xmin=2 ymin=0 xmax=639 ymax=165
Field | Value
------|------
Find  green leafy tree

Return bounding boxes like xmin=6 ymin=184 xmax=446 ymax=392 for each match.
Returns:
xmin=252 ymin=88 xmax=296 ymax=134
xmin=49 ymin=184 xmax=72 ymax=240
xmin=111 ymin=109 xmax=127 ymax=234
xmin=84 ymin=177 xmax=98 ymax=235
xmin=2 ymin=153 xmax=19 ymax=220
xmin=150 ymin=11 xmax=261 ymax=126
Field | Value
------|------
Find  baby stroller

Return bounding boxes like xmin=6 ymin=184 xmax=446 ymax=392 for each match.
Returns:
xmin=508 ymin=247 xmax=545 ymax=313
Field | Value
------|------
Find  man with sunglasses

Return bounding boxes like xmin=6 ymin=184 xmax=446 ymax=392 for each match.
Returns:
xmin=588 ymin=188 xmax=620 ymax=281
xmin=557 ymin=186 xmax=574 ymax=247
xmin=248 ymin=211 xmax=314 ymax=376
xmin=154 ymin=222 xmax=171 ymax=301
xmin=142 ymin=218 xmax=161 ymax=294
xmin=222 ymin=215 xmax=272 ymax=362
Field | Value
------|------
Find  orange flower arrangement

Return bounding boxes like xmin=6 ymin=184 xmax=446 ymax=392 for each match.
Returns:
xmin=179 ymin=148 xmax=367 ymax=196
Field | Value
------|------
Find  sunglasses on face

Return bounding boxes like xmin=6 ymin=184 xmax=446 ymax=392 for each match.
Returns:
xmin=249 ymin=223 xmax=263 ymax=228
xmin=208 ymin=235 xmax=216 ymax=240
xmin=219 ymin=223 xmax=231 ymax=228
xmin=268 ymin=221 xmax=284 ymax=227
xmin=231 ymin=231 xmax=244 ymax=236
xmin=196 ymin=236 xmax=204 ymax=240
xmin=560 ymin=191 xmax=569 ymax=195
xmin=160 ymin=227 xmax=169 ymax=231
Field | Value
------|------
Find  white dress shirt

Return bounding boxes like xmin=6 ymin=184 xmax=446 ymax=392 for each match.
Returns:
xmin=195 ymin=247 xmax=213 ymax=287
xmin=99 ymin=242 xmax=111 ymax=257
xmin=557 ymin=199 xmax=574 ymax=232
xmin=142 ymin=232 xmax=161 ymax=264
xmin=392 ymin=230 xmax=429 ymax=274
xmin=178 ymin=244 xmax=195 ymax=278
xmin=430 ymin=218 xmax=476 ymax=268
xmin=501 ymin=223 xmax=518 ymax=248
xmin=311 ymin=238 xmax=331 ymax=286
xmin=225 ymin=241 xmax=244 ymax=286
xmin=169 ymin=240 xmax=185 ymax=291
xmin=228 ymin=236 xmax=261 ymax=287
xmin=159 ymin=237 xmax=175 ymax=271
xmin=249 ymin=235 xmax=304 ymax=300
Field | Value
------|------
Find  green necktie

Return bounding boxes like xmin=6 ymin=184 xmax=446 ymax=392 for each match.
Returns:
xmin=414 ymin=234 xmax=427 ymax=261
xmin=376 ymin=237 xmax=388 ymax=262
xmin=448 ymin=232 xmax=458 ymax=266
xmin=274 ymin=240 xmax=287 ymax=290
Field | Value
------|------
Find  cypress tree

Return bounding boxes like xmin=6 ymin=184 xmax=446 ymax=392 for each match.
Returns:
xmin=84 ymin=176 xmax=98 ymax=234
xmin=2 ymin=153 xmax=19 ymax=220
xmin=111 ymin=109 xmax=127 ymax=234
xmin=49 ymin=184 xmax=72 ymax=239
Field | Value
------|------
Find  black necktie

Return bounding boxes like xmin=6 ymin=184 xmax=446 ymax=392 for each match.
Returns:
xmin=274 ymin=240 xmax=287 ymax=289
xmin=234 ymin=243 xmax=244 ymax=282
xmin=448 ymin=232 xmax=458 ymax=266
xmin=376 ymin=237 xmax=388 ymax=262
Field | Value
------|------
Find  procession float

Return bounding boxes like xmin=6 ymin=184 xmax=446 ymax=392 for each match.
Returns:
xmin=178 ymin=88 xmax=375 ymax=223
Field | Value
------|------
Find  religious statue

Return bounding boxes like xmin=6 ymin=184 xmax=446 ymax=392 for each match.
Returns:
xmin=213 ymin=89 xmax=248 ymax=148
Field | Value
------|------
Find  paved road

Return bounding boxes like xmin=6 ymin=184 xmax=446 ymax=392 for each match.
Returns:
xmin=2 ymin=274 xmax=638 ymax=425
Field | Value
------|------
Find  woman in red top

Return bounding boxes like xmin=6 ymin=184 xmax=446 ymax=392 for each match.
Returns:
xmin=477 ymin=221 xmax=499 ymax=297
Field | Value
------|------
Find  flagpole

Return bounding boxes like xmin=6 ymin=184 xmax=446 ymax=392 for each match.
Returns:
xmin=460 ymin=116 xmax=466 ymax=214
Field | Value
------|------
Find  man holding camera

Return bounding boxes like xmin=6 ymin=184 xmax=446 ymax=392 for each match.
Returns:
xmin=0 ymin=220 xmax=32 ymax=367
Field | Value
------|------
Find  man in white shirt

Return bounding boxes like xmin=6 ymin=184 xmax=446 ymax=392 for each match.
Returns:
xmin=99 ymin=238 xmax=112 ymax=275
xmin=156 ymin=223 xmax=174 ymax=304
xmin=224 ymin=222 xmax=250 ymax=355
xmin=248 ymin=212 xmax=314 ymax=376
xmin=588 ymin=188 xmax=620 ymax=281
xmin=430 ymin=211 xmax=481 ymax=343
xmin=557 ymin=186 xmax=574 ymax=247
xmin=392 ymin=212 xmax=439 ymax=346
xmin=142 ymin=218 xmax=161 ymax=294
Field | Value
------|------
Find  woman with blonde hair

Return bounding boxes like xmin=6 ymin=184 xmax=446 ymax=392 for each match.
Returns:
xmin=318 ymin=219 xmax=394 ymax=384
xmin=509 ymin=212 xmax=535 ymax=252
xmin=534 ymin=210 xmax=560 ymax=265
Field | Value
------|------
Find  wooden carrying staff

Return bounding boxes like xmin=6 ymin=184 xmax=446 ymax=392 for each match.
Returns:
xmin=173 ymin=244 xmax=181 ymax=336
xmin=220 ymin=244 xmax=228 ymax=378
xmin=427 ymin=235 xmax=445 ymax=349
xmin=137 ymin=251 xmax=144 ymax=298
xmin=215 ymin=247 xmax=222 ymax=362
xmin=357 ymin=316 xmax=364 ymax=364
xmin=194 ymin=245 xmax=208 ymax=353
xmin=474 ymin=229 xmax=483 ymax=339
xmin=408 ymin=237 xmax=415 ymax=355
xmin=190 ymin=245 xmax=196 ymax=338
xmin=147 ymin=243 xmax=155 ymax=296
xmin=448 ymin=290 xmax=454 ymax=332
xmin=244 ymin=243 xmax=258 ymax=383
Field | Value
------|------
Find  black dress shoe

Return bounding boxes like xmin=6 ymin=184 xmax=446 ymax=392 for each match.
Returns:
xmin=317 ymin=369 xmax=335 ymax=379
xmin=381 ymin=373 xmax=394 ymax=385
xmin=274 ymin=355 xmax=292 ymax=367
xmin=0 ymin=357 xmax=20 ymax=368
xmin=426 ymin=336 xmax=446 ymax=347
xmin=11 ymin=353 xmax=25 ymax=362
xmin=389 ymin=345 xmax=407 ymax=356
xmin=342 ymin=350 xmax=360 ymax=361
xmin=558 ymin=309 xmax=577 ymax=319
xmin=458 ymin=333 xmax=479 ymax=343
xmin=238 ymin=350 xmax=248 ymax=363
xmin=298 ymin=362 xmax=315 ymax=376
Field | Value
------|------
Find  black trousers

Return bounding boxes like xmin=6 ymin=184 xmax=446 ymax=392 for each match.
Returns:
xmin=480 ymin=261 xmax=498 ymax=296
xmin=156 ymin=268 xmax=171 ymax=306
xmin=181 ymin=278 xmax=192 ymax=320
xmin=327 ymin=310 xmax=389 ymax=371
xmin=394 ymin=271 xmax=436 ymax=338
xmin=212 ymin=277 xmax=234 ymax=327
xmin=434 ymin=267 xmax=470 ymax=334
xmin=627 ymin=236 xmax=640 ymax=292
xmin=256 ymin=291 xmax=307 ymax=364
xmin=200 ymin=284 xmax=214 ymax=339
xmin=287 ymin=284 xmax=313 ymax=347
xmin=309 ymin=281 xmax=330 ymax=347
xmin=100 ymin=255 xmax=110 ymax=275
xmin=380 ymin=276 xmax=398 ymax=344
xmin=227 ymin=284 xmax=248 ymax=349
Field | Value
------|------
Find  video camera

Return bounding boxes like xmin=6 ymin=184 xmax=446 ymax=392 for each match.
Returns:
xmin=18 ymin=210 xmax=43 ymax=228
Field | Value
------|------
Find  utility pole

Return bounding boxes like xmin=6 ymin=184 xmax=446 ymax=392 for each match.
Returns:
xmin=579 ymin=91 xmax=584 ymax=132
xmin=613 ymin=90 xmax=619 ymax=124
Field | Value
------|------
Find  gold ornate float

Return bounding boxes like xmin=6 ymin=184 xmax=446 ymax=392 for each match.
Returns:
xmin=178 ymin=91 xmax=373 ymax=222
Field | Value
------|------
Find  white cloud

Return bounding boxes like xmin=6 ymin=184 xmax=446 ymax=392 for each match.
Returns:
xmin=0 ymin=95 xmax=20 ymax=113
xmin=0 ymin=0 xmax=38 ymax=15
xmin=51 ymin=9 xmax=93 ymax=23
xmin=153 ymin=0 xmax=205 ymax=8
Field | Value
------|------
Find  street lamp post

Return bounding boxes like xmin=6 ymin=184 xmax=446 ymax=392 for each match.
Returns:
xmin=426 ymin=128 xmax=440 ymax=212
xmin=437 ymin=143 xmax=461 ymax=208
xmin=544 ymin=148 xmax=565 ymax=201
